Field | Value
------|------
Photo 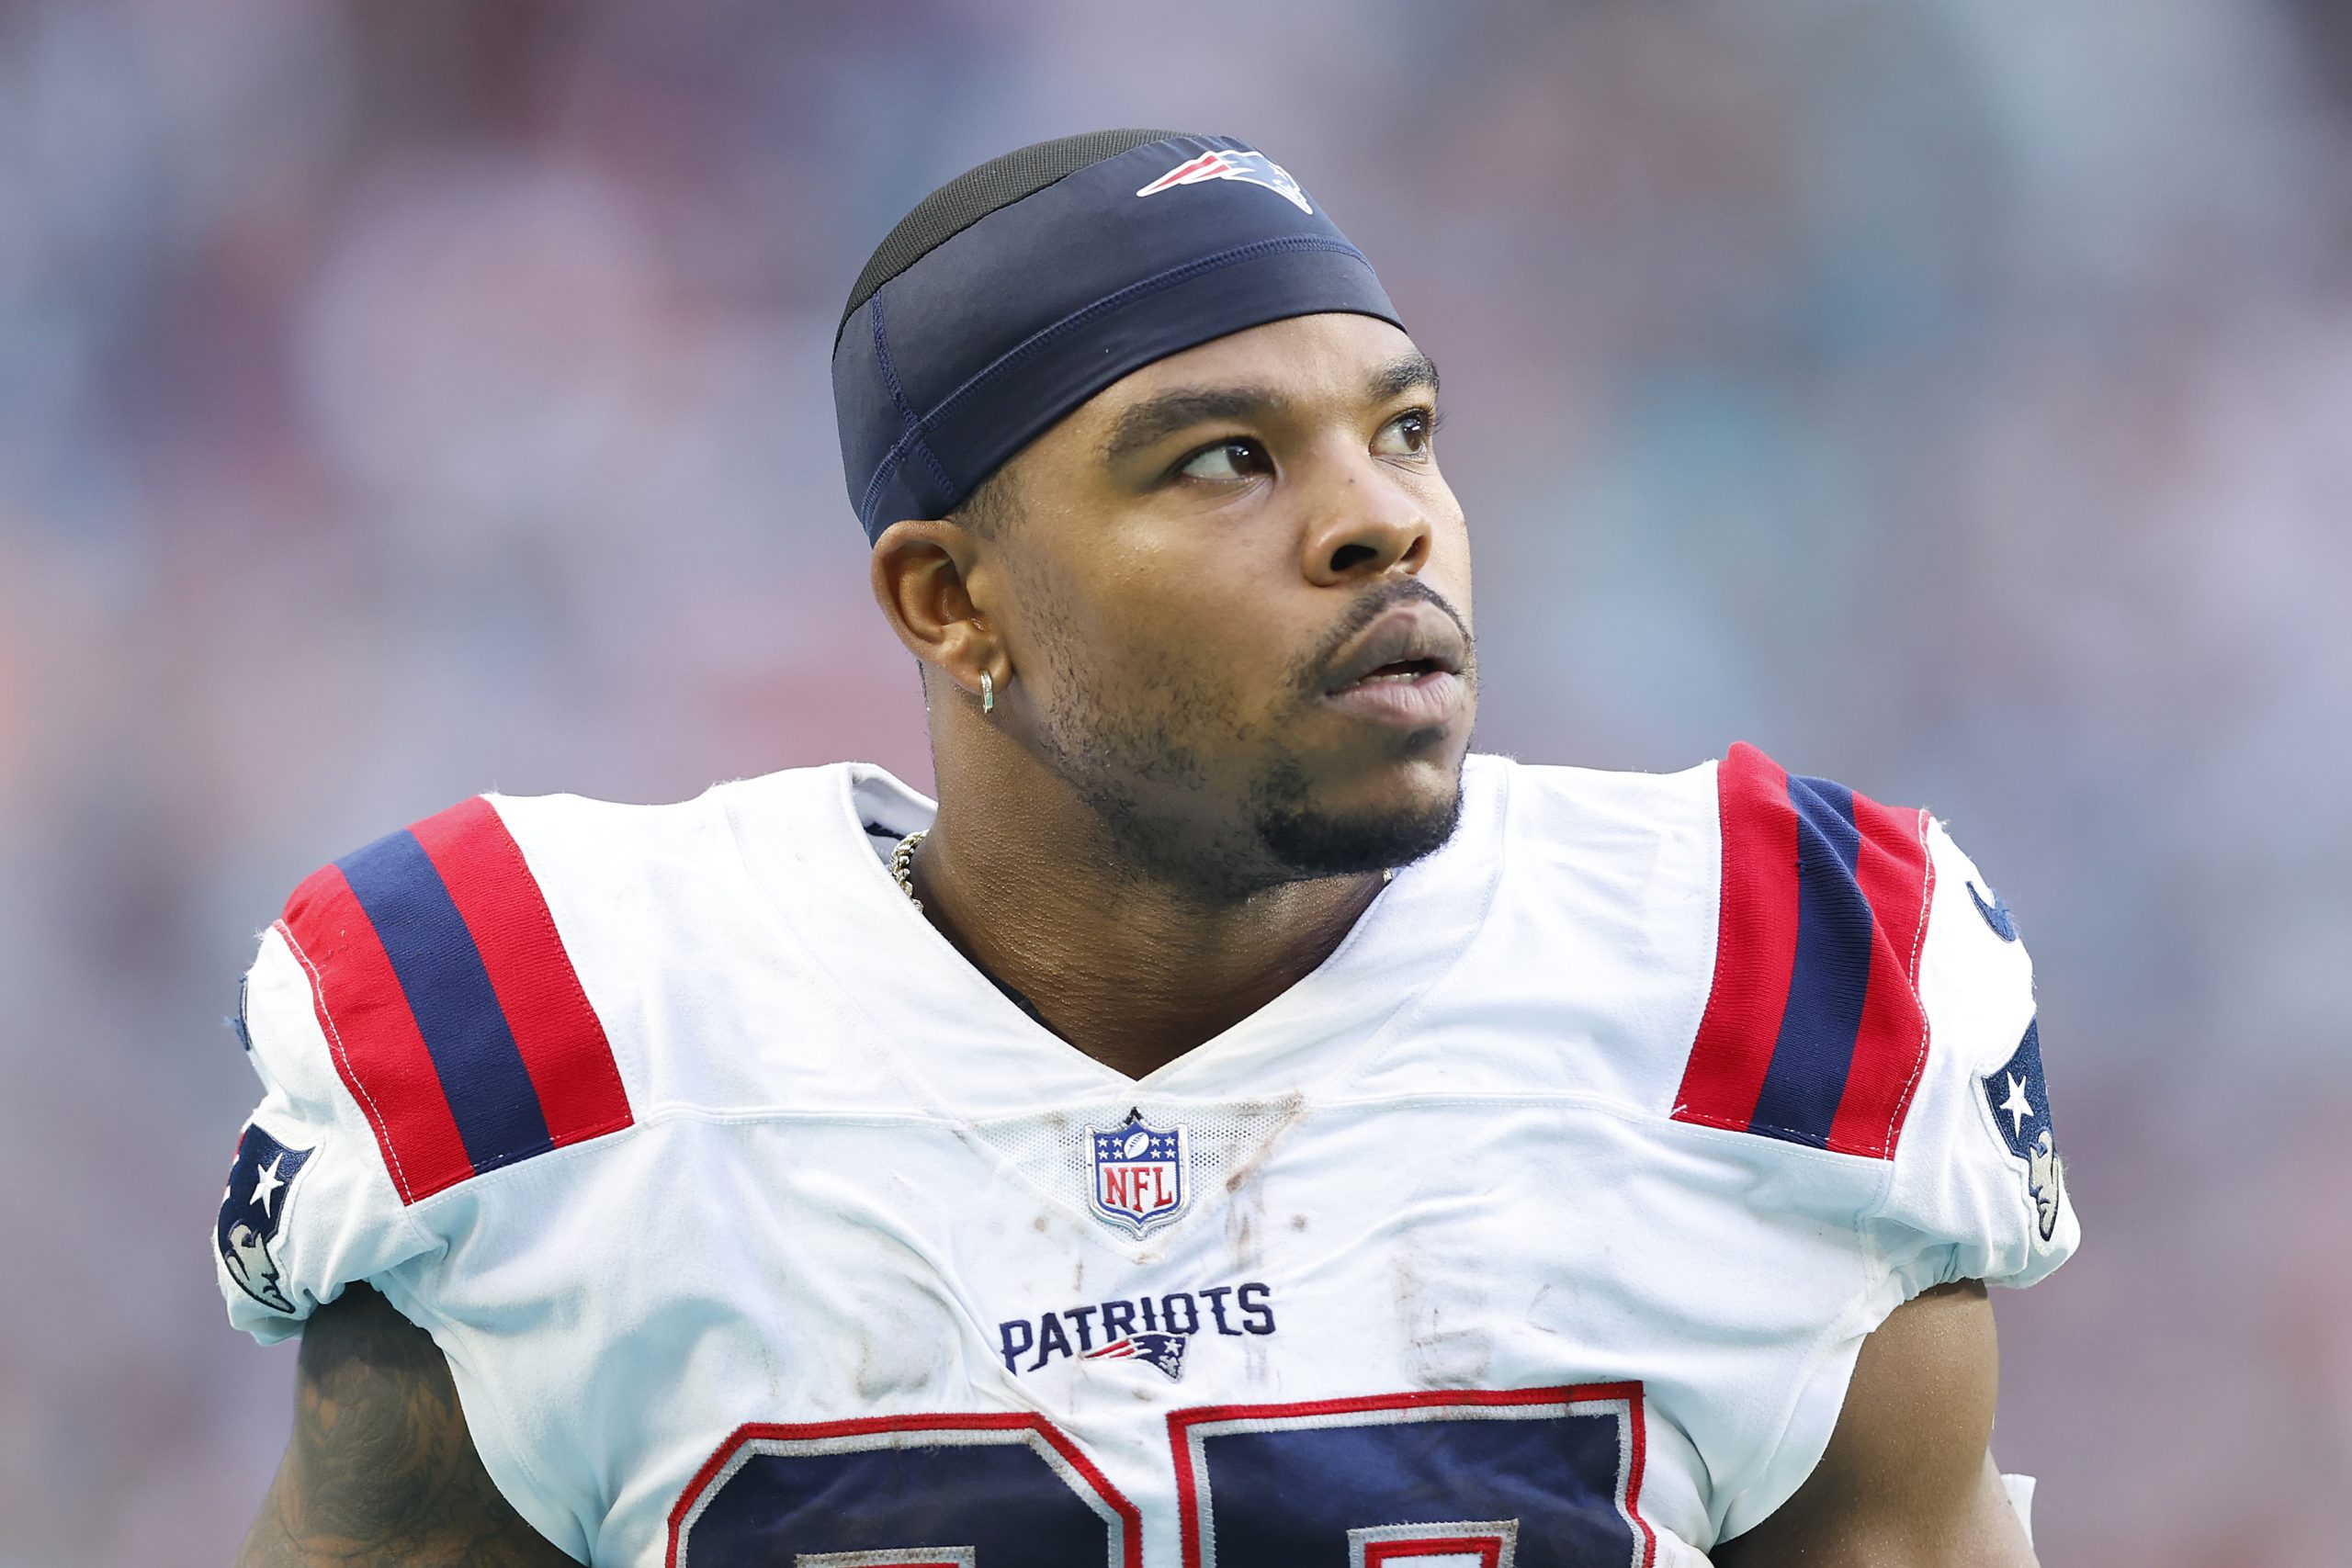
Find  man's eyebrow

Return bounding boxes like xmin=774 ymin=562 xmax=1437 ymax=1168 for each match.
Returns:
xmin=1098 ymin=353 xmax=1440 ymax=468
xmin=1369 ymin=352 xmax=1440 ymax=403
xmin=1101 ymin=387 xmax=1290 ymax=466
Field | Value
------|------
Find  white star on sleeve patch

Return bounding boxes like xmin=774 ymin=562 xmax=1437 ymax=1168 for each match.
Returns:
xmin=250 ymin=1152 xmax=287 ymax=1216
xmin=1998 ymin=1073 xmax=2035 ymax=1138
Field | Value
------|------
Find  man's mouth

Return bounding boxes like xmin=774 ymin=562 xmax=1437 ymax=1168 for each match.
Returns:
xmin=1320 ymin=604 xmax=1471 ymax=727
xmin=1348 ymin=658 xmax=1444 ymax=684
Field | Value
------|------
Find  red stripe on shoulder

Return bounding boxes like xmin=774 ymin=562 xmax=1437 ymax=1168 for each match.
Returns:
xmin=409 ymin=797 xmax=632 ymax=1150
xmin=1825 ymin=791 xmax=1935 ymax=1156
xmin=1672 ymin=742 xmax=1803 ymax=1134
xmin=277 ymin=864 xmax=473 ymax=1203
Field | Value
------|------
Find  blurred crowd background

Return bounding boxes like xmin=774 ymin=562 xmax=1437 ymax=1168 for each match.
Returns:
xmin=3 ymin=1 xmax=2346 ymax=1562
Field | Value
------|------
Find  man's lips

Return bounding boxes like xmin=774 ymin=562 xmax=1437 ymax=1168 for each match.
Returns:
xmin=1318 ymin=604 xmax=1470 ymax=728
xmin=1321 ymin=604 xmax=1468 ymax=694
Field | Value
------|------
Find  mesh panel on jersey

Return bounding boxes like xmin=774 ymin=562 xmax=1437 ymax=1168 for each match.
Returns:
xmin=967 ymin=1098 xmax=1304 ymax=1220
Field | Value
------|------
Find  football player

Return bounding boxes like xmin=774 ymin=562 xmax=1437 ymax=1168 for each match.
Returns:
xmin=220 ymin=131 xmax=2076 ymax=1566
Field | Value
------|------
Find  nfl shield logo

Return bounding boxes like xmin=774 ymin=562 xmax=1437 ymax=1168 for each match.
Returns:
xmin=1086 ymin=1111 xmax=1190 ymax=1237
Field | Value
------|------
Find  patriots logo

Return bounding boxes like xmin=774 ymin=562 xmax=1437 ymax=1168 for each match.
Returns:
xmin=1083 ymin=1331 xmax=1189 ymax=1382
xmin=217 ymin=1122 xmax=312 ymax=1312
xmin=1982 ymin=1020 xmax=2064 ymax=1250
xmin=1136 ymin=147 xmax=1313 ymax=213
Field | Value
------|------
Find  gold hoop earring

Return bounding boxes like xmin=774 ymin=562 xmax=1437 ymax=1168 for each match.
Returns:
xmin=981 ymin=671 xmax=995 ymax=714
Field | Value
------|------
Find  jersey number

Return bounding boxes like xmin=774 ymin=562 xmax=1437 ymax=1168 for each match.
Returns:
xmin=666 ymin=1384 xmax=1656 ymax=1568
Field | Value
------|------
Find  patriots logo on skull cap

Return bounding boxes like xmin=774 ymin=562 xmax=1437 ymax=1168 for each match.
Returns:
xmin=217 ymin=1122 xmax=312 ymax=1313
xmin=1136 ymin=147 xmax=1314 ymax=212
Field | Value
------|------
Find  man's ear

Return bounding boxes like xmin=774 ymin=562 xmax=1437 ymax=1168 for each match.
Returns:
xmin=869 ymin=519 xmax=1004 ymax=705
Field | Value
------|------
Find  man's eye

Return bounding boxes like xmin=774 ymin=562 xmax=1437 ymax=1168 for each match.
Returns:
xmin=1177 ymin=439 xmax=1271 ymax=481
xmin=1373 ymin=409 xmax=1434 ymax=457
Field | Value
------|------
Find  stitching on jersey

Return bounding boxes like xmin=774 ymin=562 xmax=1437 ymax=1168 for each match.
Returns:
xmin=477 ymin=796 xmax=637 ymax=1138
xmin=398 ymin=1116 xmax=649 ymax=1210
xmin=600 ymin=1105 xmax=959 ymax=1128
xmin=1670 ymin=1106 xmax=1768 ymax=1135
xmin=550 ymin=1113 xmax=634 ymax=1145
xmin=1667 ymin=757 xmax=1732 ymax=1128
xmin=1676 ymin=784 xmax=1941 ymax=1158
xmin=1867 ymin=806 xmax=1938 ymax=1158
xmin=276 ymin=917 xmax=416 ymax=1204
xmin=1317 ymin=1089 xmax=1894 ymax=1171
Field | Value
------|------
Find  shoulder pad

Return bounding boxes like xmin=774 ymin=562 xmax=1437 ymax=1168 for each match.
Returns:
xmin=277 ymin=795 xmax=633 ymax=1202
xmin=1671 ymin=742 xmax=1934 ymax=1157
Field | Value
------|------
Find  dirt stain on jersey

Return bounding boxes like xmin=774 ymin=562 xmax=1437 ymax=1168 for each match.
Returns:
xmin=1390 ymin=1214 xmax=1497 ymax=1387
xmin=1227 ymin=1204 xmax=1261 ymax=1273
xmin=1224 ymin=1091 xmax=1307 ymax=1283
xmin=853 ymin=1292 xmax=953 ymax=1403
xmin=1223 ymin=1091 xmax=1308 ymax=1195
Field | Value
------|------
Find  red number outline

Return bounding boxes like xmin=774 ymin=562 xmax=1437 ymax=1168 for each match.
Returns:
xmin=665 ymin=1411 xmax=1145 ymax=1568
xmin=1165 ymin=1382 xmax=1657 ymax=1568
xmin=669 ymin=1383 xmax=1656 ymax=1568
xmin=1362 ymin=1538 xmax=1508 ymax=1567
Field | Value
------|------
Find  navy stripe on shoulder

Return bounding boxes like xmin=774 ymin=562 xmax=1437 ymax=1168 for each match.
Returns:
xmin=1747 ymin=774 xmax=1874 ymax=1148
xmin=335 ymin=829 xmax=555 ymax=1175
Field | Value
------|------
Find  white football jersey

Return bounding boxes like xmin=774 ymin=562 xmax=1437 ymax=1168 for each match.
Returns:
xmin=214 ymin=748 xmax=2077 ymax=1566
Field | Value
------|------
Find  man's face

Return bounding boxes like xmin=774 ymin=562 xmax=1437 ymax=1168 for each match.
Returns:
xmin=970 ymin=311 xmax=1476 ymax=897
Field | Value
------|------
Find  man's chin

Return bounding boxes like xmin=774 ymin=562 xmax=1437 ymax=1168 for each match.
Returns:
xmin=1254 ymin=772 xmax=1466 ymax=881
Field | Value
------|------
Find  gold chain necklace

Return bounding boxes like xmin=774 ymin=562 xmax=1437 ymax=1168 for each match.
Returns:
xmin=889 ymin=829 xmax=927 ymax=912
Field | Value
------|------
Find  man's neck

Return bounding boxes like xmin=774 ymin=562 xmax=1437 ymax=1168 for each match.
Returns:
xmin=907 ymin=784 xmax=1385 ymax=1080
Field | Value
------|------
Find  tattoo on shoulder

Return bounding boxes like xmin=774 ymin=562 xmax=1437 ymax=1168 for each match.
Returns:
xmin=242 ymin=1284 xmax=572 ymax=1567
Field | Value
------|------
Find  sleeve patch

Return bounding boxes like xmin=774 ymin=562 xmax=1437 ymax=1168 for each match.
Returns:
xmin=1672 ymin=742 xmax=1935 ymax=1158
xmin=277 ymin=795 xmax=633 ymax=1203
xmin=217 ymin=1122 xmax=313 ymax=1313
xmin=1983 ymin=1020 xmax=2064 ymax=1251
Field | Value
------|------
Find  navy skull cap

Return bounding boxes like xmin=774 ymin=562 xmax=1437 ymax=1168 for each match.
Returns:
xmin=832 ymin=130 xmax=1404 ymax=542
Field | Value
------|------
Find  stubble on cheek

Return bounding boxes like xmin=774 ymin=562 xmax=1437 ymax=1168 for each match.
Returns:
xmin=1026 ymin=584 xmax=1233 ymax=798
xmin=1011 ymin=556 xmax=1305 ymax=874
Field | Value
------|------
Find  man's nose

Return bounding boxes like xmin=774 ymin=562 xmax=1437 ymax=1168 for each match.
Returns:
xmin=1298 ymin=449 xmax=1432 ymax=585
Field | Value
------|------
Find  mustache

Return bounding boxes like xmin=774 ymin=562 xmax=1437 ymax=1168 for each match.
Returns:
xmin=1293 ymin=578 xmax=1475 ymax=694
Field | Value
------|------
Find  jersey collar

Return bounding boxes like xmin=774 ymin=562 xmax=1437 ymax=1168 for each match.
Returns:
xmin=730 ymin=757 xmax=1508 ymax=1121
